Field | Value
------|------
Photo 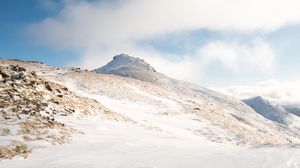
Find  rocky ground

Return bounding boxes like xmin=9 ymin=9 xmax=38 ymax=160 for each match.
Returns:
xmin=0 ymin=63 xmax=133 ymax=159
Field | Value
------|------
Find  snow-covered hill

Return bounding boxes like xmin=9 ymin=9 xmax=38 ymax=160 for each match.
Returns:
xmin=1 ymin=56 xmax=300 ymax=167
xmin=4 ymin=56 xmax=299 ymax=144
xmin=243 ymin=96 xmax=300 ymax=131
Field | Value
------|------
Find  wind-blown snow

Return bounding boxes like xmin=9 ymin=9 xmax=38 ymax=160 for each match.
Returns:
xmin=1 ymin=58 xmax=300 ymax=167
xmin=2 ymin=119 xmax=300 ymax=168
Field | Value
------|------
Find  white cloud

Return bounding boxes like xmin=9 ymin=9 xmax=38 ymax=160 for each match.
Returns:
xmin=27 ymin=0 xmax=297 ymax=84
xmin=215 ymin=80 xmax=300 ymax=104
xmin=198 ymin=39 xmax=276 ymax=72
xmin=29 ymin=0 xmax=300 ymax=49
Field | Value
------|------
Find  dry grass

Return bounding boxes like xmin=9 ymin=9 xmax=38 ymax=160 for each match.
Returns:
xmin=18 ymin=121 xmax=77 ymax=145
xmin=0 ymin=141 xmax=31 ymax=159
xmin=0 ymin=128 xmax=11 ymax=136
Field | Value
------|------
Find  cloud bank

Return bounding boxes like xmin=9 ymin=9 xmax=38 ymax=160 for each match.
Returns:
xmin=30 ymin=0 xmax=300 ymax=48
xmin=215 ymin=80 xmax=300 ymax=104
xmin=27 ymin=0 xmax=300 ymax=84
xmin=199 ymin=39 xmax=276 ymax=72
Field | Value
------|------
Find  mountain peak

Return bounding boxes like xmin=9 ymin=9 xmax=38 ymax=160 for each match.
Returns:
xmin=248 ymin=96 xmax=268 ymax=104
xmin=95 ymin=54 xmax=156 ymax=74
xmin=112 ymin=53 xmax=133 ymax=61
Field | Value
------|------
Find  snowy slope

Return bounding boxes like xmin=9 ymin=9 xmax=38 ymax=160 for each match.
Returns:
xmin=0 ymin=61 xmax=134 ymax=160
xmin=1 ymin=58 xmax=300 ymax=167
xmin=2 ymin=119 xmax=300 ymax=168
xmin=7 ymin=56 xmax=299 ymax=145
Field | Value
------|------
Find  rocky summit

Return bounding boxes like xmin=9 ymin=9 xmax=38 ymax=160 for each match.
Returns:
xmin=95 ymin=54 xmax=156 ymax=74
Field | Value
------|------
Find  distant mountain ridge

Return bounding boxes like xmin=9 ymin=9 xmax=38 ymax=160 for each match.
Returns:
xmin=243 ymin=96 xmax=289 ymax=124
xmin=283 ymin=104 xmax=300 ymax=117
xmin=243 ymin=96 xmax=300 ymax=130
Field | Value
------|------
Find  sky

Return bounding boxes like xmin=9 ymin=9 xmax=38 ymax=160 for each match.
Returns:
xmin=1 ymin=0 xmax=300 ymax=103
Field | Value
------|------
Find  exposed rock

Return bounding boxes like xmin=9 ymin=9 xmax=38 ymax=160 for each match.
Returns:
xmin=44 ymin=81 xmax=53 ymax=91
xmin=0 ymin=63 xmax=136 ymax=160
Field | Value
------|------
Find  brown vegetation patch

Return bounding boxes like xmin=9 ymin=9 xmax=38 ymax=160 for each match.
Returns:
xmin=0 ymin=141 xmax=31 ymax=159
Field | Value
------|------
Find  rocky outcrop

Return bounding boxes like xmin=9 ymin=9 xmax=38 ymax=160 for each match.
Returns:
xmin=0 ymin=64 xmax=133 ymax=160
xmin=95 ymin=54 xmax=156 ymax=74
xmin=0 ymin=65 xmax=77 ymax=159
